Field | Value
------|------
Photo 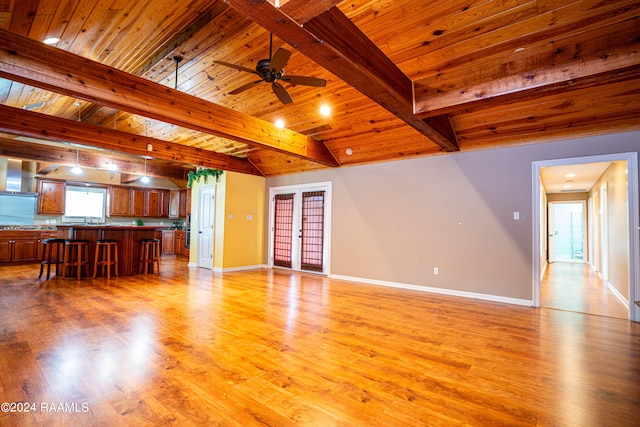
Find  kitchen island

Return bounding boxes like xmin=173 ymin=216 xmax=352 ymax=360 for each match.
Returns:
xmin=57 ymin=225 xmax=163 ymax=276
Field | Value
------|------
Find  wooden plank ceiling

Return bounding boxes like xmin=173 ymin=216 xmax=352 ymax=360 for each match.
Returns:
xmin=0 ymin=0 xmax=639 ymax=180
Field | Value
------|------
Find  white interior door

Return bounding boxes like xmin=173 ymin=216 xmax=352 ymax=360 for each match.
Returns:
xmin=197 ymin=187 xmax=215 ymax=269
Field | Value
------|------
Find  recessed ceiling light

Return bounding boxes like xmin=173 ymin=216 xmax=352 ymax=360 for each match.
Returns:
xmin=345 ymin=148 xmax=353 ymax=156
xmin=275 ymin=119 xmax=285 ymax=128
xmin=320 ymin=104 xmax=331 ymax=117
xmin=566 ymin=173 xmax=576 ymax=178
xmin=43 ymin=37 xmax=60 ymax=45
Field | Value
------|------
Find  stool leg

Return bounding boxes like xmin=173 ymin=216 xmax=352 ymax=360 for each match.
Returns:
xmin=62 ymin=245 xmax=69 ymax=279
xmin=113 ymin=245 xmax=119 ymax=277
xmin=93 ymin=245 xmax=100 ymax=279
xmin=77 ymin=245 xmax=82 ymax=280
xmin=56 ymin=244 xmax=64 ymax=277
xmin=39 ymin=244 xmax=46 ymax=279
xmin=83 ymin=246 xmax=90 ymax=278
xmin=155 ymin=243 xmax=160 ymax=275
xmin=46 ymin=244 xmax=53 ymax=279
xmin=106 ymin=246 xmax=111 ymax=280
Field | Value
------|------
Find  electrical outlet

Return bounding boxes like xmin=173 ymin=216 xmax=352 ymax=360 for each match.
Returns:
xmin=433 ymin=267 xmax=439 ymax=275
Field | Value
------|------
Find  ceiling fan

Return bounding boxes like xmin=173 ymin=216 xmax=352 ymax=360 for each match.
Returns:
xmin=213 ymin=35 xmax=326 ymax=104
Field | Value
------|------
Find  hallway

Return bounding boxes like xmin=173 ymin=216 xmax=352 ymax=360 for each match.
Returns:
xmin=541 ymin=262 xmax=628 ymax=319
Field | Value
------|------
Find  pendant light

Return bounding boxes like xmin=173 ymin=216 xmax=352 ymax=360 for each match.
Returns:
xmin=107 ymin=151 xmax=118 ymax=171
xmin=141 ymin=119 xmax=150 ymax=183
xmin=141 ymin=158 xmax=150 ymax=184
xmin=108 ymin=113 xmax=118 ymax=171
xmin=71 ymin=149 xmax=82 ymax=175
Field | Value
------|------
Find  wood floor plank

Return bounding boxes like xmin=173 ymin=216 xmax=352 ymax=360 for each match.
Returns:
xmin=0 ymin=259 xmax=639 ymax=426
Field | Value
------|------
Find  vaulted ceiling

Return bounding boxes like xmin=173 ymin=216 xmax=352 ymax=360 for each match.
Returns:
xmin=0 ymin=0 xmax=639 ymax=181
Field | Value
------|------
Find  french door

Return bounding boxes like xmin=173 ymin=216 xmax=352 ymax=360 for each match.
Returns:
xmin=269 ymin=183 xmax=331 ymax=273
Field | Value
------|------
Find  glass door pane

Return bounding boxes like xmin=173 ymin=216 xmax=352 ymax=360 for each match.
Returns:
xmin=273 ymin=193 xmax=294 ymax=268
xmin=300 ymin=191 xmax=325 ymax=272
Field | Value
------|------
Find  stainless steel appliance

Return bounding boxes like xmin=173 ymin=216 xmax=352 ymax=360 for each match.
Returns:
xmin=185 ymin=214 xmax=191 ymax=249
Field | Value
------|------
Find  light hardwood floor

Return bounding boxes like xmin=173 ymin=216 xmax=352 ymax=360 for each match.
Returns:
xmin=541 ymin=261 xmax=629 ymax=319
xmin=1 ymin=258 xmax=639 ymax=426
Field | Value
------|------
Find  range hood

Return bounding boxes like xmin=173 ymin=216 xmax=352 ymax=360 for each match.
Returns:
xmin=6 ymin=159 xmax=23 ymax=192
xmin=1 ymin=159 xmax=37 ymax=194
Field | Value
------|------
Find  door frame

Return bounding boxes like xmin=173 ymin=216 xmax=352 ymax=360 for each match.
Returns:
xmin=268 ymin=181 xmax=332 ymax=274
xmin=532 ymin=152 xmax=639 ymax=322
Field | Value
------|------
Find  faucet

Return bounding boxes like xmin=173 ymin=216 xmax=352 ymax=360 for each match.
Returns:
xmin=84 ymin=217 xmax=94 ymax=224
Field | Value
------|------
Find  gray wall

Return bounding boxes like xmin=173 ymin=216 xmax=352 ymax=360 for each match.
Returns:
xmin=266 ymin=131 xmax=640 ymax=302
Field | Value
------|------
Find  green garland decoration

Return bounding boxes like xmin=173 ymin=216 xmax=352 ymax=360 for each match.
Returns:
xmin=187 ymin=169 xmax=223 ymax=188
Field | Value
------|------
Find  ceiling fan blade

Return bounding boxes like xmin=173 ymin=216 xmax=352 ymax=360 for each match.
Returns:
xmin=272 ymin=82 xmax=293 ymax=104
xmin=270 ymin=48 xmax=291 ymax=74
xmin=229 ymin=80 xmax=263 ymax=95
xmin=281 ymin=75 xmax=327 ymax=87
xmin=213 ymin=60 xmax=258 ymax=75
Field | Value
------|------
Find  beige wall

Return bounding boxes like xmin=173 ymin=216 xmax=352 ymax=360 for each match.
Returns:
xmin=266 ymin=131 xmax=640 ymax=302
xmin=590 ymin=161 xmax=630 ymax=300
xmin=188 ymin=171 xmax=265 ymax=269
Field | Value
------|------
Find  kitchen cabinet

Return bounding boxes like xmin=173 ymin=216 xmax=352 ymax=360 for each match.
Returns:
xmin=179 ymin=189 xmax=191 ymax=217
xmin=108 ymin=186 xmax=131 ymax=216
xmin=37 ymin=179 xmax=65 ymax=214
xmin=0 ymin=231 xmax=39 ymax=263
xmin=168 ymin=190 xmax=180 ymax=218
xmin=145 ymin=189 xmax=168 ymax=217
xmin=174 ymin=230 xmax=187 ymax=257
xmin=162 ymin=229 xmax=175 ymax=254
xmin=131 ymin=188 xmax=146 ymax=217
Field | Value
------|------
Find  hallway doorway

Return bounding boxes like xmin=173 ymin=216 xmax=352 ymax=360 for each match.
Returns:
xmin=532 ymin=152 xmax=640 ymax=322
xmin=541 ymin=262 xmax=627 ymax=319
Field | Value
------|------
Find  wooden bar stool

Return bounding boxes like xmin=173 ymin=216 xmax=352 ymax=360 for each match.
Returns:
xmin=93 ymin=240 xmax=119 ymax=279
xmin=139 ymin=239 xmax=161 ymax=275
xmin=39 ymin=238 xmax=66 ymax=280
xmin=62 ymin=240 xmax=90 ymax=280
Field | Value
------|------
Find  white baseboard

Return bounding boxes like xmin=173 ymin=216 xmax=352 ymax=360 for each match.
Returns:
xmin=607 ymin=281 xmax=630 ymax=308
xmin=212 ymin=264 xmax=267 ymax=273
xmin=329 ymin=274 xmax=532 ymax=307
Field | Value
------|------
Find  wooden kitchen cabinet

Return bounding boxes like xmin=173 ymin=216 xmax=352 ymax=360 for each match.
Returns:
xmin=131 ymin=188 xmax=145 ymax=217
xmin=37 ymin=179 xmax=65 ymax=214
xmin=179 ymin=189 xmax=191 ymax=217
xmin=162 ymin=229 xmax=175 ymax=254
xmin=168 ymin=190 xmax=180 ymax=218
xmin=174 ymin=230 xmax=186 ymax=256
xmin=108 ymin=186 xmax=131 ymax=216
xmin=145 ymin=189 xmax=168 ymax=217
xmin=0 ymin=231 xmax=39 ymax=263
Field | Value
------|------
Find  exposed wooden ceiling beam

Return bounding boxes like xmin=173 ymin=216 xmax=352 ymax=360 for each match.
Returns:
xmin=0 ymin=137 xmax=188 ymax=180
xmin=279 ymin=0 xmax=344 ymax=24
xmin=0 ymin=28 xmax=339 ymax=167
xmin=414 ymin=19 xmax=640 ymax=117
xmin=0 ymin=104 xmax=263 ymax=176
xmin=223 ymin=1 xmax=459 ymax=152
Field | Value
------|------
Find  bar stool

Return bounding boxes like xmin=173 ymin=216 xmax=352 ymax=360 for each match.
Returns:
xmin=62 ymin=240 xmax=90 ymax=280
xmin=93 ymin=240 xmax=119 ymax=279
xmin=39 ymin=238 xmax=66 ymax=280
xmin=139 ymin=239 xmax=161 ymax=275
